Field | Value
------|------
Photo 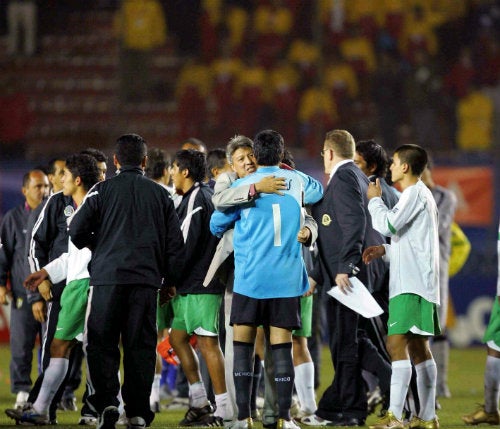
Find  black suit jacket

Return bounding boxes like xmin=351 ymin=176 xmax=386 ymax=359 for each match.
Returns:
xmin=311 ymin=161 xmax=387 ymax=293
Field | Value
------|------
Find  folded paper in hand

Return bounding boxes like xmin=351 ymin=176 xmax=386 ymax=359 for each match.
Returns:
xmin=326 ymin=277 xmax=383 ymax=318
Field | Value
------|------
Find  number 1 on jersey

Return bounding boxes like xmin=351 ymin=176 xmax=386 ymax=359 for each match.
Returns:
xmin=272 ymin=204 xmax=281 ymax=247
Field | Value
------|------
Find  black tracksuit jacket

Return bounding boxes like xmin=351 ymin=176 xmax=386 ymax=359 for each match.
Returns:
xmin=69 ymin=166 xmax=185 ymax=288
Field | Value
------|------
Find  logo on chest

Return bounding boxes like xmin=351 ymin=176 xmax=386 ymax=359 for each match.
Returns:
xmin=64 ymin=205 xmax=74 ymax=217
xmin=322 ymin=214 xmax=332 ymax=226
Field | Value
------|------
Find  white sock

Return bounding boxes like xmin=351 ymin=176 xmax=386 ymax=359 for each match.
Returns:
xmin=117 ymin=371 xmax=125 ymax=415
xmin=294 ymin=362 xmax=317 ymax=414
xmin=189 ymin=381 xmax=209 ymax=408
xmin=415 ymin=359 xmax=437 ymax=421
xmin=388 ymin=360 xmax=412 ymax=420
xmin=485 ymin=355 xmax=500 ymax=413
xmin=214 ymin=392 xmax=234 ymax=420
xmin=150 ymin=374 xmax=161 ymax=406
xmin=33 ymin=358 xmax=69 ymax=414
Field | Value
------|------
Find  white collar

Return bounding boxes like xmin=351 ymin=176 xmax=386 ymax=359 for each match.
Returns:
xmin=329 ymin=159 xmax=353 ymax=181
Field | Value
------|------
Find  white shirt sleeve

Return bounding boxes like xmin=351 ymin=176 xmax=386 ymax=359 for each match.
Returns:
xmin=44 ymin=252 xmax=69 ymax=284
xmin=369 ymin=185 xmax=424 ymax=237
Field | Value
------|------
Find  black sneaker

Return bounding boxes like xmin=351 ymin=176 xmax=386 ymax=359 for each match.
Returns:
xmin=97 ymin=406 xmax=120 ymax=429
xmin=179 ymin=404 xmax=223 ymax=427
xmin=5 ymin=403 xmax=50 ymax=425
xmin=197 ymin=415 xmax=224 ymax=427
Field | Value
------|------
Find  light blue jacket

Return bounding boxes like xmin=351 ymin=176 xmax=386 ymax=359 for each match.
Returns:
xmin=210 ymin=166 xmax=309 ymax=299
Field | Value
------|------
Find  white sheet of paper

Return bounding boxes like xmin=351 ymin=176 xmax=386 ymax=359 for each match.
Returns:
xmin=326 ymin=277 xmax=384 ymax=318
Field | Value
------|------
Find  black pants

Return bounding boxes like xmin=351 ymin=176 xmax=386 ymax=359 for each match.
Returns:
xmin=85 ymin=285 xmax=157 ymax=425
xmin=316 ymin=297 xmax=367 ymax=421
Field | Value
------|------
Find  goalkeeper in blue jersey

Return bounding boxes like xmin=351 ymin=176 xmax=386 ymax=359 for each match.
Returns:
xmin=210 ymin=130 xmax=309 ymax=429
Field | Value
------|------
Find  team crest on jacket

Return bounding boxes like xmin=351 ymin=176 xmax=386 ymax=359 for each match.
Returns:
xmin=322 ymin=214 xmax=332 ymax=226
xmin=64 ymin=205 xmax=74 ymax=217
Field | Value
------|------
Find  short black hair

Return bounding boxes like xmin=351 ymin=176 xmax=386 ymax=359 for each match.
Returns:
xmin=47 ymin=158 xmax=65 ymax=175
xmin=182 ymin=137 xmax=207 ymax=153
xmin=394 ymin=144 xmax=428 ymax=176
xmin=174 ymin=149 xmax=207 ymax=183
xmin=207 ymin=148 xmax=227 ymax=178
xmin=80 ymin=148 xmax=108 ymax=163
xmin=115 ymin=134 xmax=147 ymax=166
xmin=253 ymin=129 xmax=284 ymax=166
xmin=356 ymin=139 xmax=389 ymax=177
xmin=281 ymin=148 xmax=296 ymax=169
xmin=145 ymin=148 xmax=170 ymax=180
xmin=65 ymin=154 xmax=100 ymax=191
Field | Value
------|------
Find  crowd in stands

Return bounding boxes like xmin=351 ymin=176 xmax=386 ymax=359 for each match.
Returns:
xmin=1 ymin=0 xmax=499 ymax=157
xmin=168 ymin=0 xmax=500 ymax=155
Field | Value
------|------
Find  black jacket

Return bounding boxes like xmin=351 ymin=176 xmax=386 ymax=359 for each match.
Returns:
xmin=176 ymin=182 xmax=223 ymax=294
xmin=311 ymin=162 xmax=387 ymax=293
xmin=28 ymin=192 xmax=74 ymax=302
xmin=69 ymin=166 xmax=185 ymax=288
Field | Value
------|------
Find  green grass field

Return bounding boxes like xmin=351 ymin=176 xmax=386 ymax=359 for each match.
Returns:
xmin=0 ymin=344 xmax=485 ymax=427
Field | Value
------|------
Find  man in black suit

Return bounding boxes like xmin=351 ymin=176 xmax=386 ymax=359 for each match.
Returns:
xmin=305 ymin=130 xmax=387 ymax=427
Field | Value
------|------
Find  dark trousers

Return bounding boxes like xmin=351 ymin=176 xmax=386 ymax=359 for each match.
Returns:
xmin=316 ymin=297 xmax=367 ymax=421
xmin=85 ymin=285 xmax=157 ymax=425
xmin=10 ymin=297 xmax=41 ymax=393
xmin=63 ymin=342 xmax=83 ymax=397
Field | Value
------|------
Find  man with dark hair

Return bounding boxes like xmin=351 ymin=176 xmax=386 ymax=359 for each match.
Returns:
xmin=0 ymin=169 xmax=49 ymax=409
xmin=145 ymin=147 xmax=175 ymax=411
xmin=364 ymin=144 xmax=440 ymax=429
xmin=354 ymin=140 xmax=399 ymax=210
xmin=59 ymin=148 xmax=108 ymax=413
xmin=182 ymin=137 xmax=207 ymax=154
xmin=208 ymin=134 xmax=291 ymax=425
xmin=145 ymin=148 xmax=171 ymax=187
xmin=210 ymin=129 xmax=310 ymax=429
xmin=354 ymin=139 xmax=400 ymax=414
xmin=168 ymin=149 xmax=232 ymax=427
xmin=6 ymin=154 xmax=101 ymax=425
xmin=206 ymin=148 xmax=231 ymax=185
xmin=46 ymin=158 xmax=66 ymax=193
xmin=69 ymin=134 xmax=186 ymax=429
xmin=26 ymin=149 xmax=108 ymax=423
xmin=80 ymin=148 xmax=108 ymax=181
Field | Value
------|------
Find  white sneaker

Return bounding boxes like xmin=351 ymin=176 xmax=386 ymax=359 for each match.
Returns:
xmin=164 ymin=396 xmax=190 ymax=410
xmin=301 ymin=414 xmax=332 ymax=426
xmin=230 ymin=417 xmax=254 ymax=429
xmin=294 ymin=409 xmax=317 ymax=423
xmin=14 ymin=391 xmax=29 ymax=409
xmin=127 ymin=416 xmax=146 ymax=429
xmin=277 ymin=418 xmax=301 ymax=429
xmin=78 ymin=414 xmax=98 ymax=425
xmin=117 ymin=412 xmax=128 ymax=425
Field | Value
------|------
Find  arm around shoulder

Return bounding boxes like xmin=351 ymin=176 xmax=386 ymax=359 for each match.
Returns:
xmin=212 ymin=172 xmax=251 ymax=211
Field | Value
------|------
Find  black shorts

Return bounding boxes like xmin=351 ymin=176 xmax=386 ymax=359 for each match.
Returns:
xmin=230 ymin=292 xmax=301 ymax=330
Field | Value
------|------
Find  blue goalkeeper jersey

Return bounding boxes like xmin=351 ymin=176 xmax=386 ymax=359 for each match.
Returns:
xmin=210 ymin=166 xmax=309 ymax=299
